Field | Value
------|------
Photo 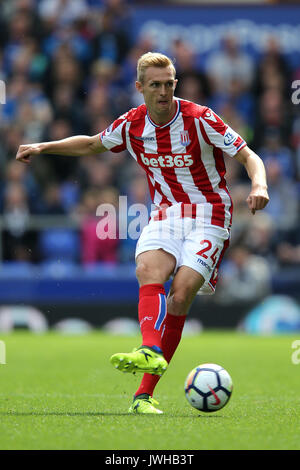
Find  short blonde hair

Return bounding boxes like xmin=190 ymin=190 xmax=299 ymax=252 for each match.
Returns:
xmin=137 ymin=52 xmax=176 ymax=83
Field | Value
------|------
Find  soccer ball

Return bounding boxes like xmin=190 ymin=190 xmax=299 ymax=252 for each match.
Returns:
xmin=184 ymin=363 xmax=233 ymax=412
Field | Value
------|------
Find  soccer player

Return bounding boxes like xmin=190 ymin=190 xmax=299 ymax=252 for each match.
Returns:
xmin=16 ymin=52 xmax=269 ymax=414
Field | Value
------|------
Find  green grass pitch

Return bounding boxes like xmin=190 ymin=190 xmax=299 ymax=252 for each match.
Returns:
xmin=0 ymin=330 xmax=299 ymax=450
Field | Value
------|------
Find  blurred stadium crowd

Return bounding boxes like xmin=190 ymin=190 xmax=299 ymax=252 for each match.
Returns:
xmin=0 ymin=0 xmax=300 ymax=303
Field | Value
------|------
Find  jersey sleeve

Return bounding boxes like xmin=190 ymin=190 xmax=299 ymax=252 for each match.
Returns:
xmin=99 ymin=114 xmax=128 ymax=153
xmin=199 ymin=107 xmax=247 ymax=157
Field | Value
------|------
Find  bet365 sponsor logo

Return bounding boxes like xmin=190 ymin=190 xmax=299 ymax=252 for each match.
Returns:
xmin=0 ymin=340 xmax=6 ymax=364
xmin=141 ymin=153 xmax=193 ymax=168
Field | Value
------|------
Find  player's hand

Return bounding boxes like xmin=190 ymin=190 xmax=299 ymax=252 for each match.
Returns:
xmin=246 ymin=185 xmax=269 ymax=215
xmin=16 ymin=143 xmax=44 ymax=164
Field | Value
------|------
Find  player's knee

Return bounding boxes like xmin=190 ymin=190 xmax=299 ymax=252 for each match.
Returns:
xmin=135 ymin=261 xmax=148 ymax=282
xmin=136 ymin=262 xmax=164 ymax=285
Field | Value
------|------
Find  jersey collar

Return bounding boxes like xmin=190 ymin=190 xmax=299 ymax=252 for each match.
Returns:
xmin=147 ymin=99 xmax=180 ymax=129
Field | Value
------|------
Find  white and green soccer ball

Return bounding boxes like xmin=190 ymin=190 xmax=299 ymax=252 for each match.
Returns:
xmin=184 ymin=363 xmax=233 ymax=412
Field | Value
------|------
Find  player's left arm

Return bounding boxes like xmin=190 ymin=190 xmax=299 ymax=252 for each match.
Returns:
xmin=234 ymin=145 xmax=269 ymax=215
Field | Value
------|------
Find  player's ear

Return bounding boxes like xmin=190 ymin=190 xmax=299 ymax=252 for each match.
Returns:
xmin=135 ymin=80 xmax=143 ymax=94
xmin=174 ymin=79 xmax=178 ymax=90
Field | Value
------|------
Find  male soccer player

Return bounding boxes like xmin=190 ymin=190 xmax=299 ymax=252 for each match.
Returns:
xmin=16 ymin=52 xmax=269 ymax=414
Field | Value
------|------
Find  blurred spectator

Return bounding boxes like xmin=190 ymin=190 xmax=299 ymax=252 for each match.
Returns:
xmin=2 ymin=182 xmax=38 ymax=262
xmin=0 ymin=75 xmax=28 ymax=128
xmin=17 ymin=89 xmax=53 ymax=142
xmin=171 ymin=39 xmax=211 ymax=104
xmin=87 ymin=59 xmax=131 ymax=117
xmin=59 ymin=180 xmax=81 ymax=213
xmin=47 ymin=48 xmax=83 ymax=98
xmin=0 ymin=75 xmax=52 ymax=142
xmin=42 ymin=23 xmax=92 ymax=66
xmin=215 ymin=245 xmax=272 ymax=305
xmin=0 ymin=159 xmax=43 ymax=214
xmin=210 ymin=78 xmax=254 ymax=128
xmin=0 ymin=124 xmax=24 ymax=160
xmin=290 ymin=111 xmax=300 ymax=181
xmin=253 ymin=88 xmax=292 ymax=149
xmin=79 ymin=186 xmax=120 ymax=265
xmin=206 ymin=34 xmax=255 ymax=95
xmin=38 ymin=0 xmax=89 ymax=29
xmin=258 ymin=130 xmax=295 ymax=179
xmin=242 ymin=213 xmax=277 ymax=268
xmin=80 ymin=156 xmax=115 ymax=190
xmin=52 ymin=83 xmax=88 ymax=134
xmin=3 ymin=8 xmax=41 ymax=76
xmin=42 ymin=117 xmax=79 ymax=182
xmin=42 ymin=184 xmax=66 ymax=215
xmin=205 ymin=35 xmax=256 ymax=132
xmin=104 ymin=0 xmax=132 ymax=35
xmin=92 ymin=9 xmax=131 ymax=66
xmin=253 ymin=36 xmax=291 ymax=99
xmin=263 ymin=158 xmax=298 ymax=233
xmin=176 ymin=73 xmax=208 ymax=106
xmin=228 ymin=183 xmax=252 ymax=245
xmin=0 ymin=8 xmax=8 ymax=49
xmin=276 ymin=225 xmax=300 ymax=267
xmin=85 ymin=82 xmax=110 ymax=123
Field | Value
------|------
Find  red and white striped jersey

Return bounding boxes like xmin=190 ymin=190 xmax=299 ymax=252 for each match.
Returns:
xmin=100 ymin=98 xmax=246 ymax=229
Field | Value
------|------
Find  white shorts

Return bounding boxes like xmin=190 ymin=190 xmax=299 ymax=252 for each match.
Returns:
xmin=135 ymin=203 xmax=230 ymax=295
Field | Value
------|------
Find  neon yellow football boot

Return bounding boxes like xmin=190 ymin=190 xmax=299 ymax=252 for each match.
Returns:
xmin=110 ymin=346 xmax=168 ymax=376
xmin=128 ymin=394 xmax=163 ymax=414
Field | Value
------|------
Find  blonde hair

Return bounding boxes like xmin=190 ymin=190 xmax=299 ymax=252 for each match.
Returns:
xmin=137 ymin=52 xmax=176 ymax=83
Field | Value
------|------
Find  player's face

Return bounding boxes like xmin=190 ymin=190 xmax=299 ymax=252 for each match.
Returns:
xmin=136 ymin=66 xmax=177 ymax=124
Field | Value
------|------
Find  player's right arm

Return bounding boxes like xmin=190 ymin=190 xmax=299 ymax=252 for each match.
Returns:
xmin=16 ymin=134 xmax=107 ymax=164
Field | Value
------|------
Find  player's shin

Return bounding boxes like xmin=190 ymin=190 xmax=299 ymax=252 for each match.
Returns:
xmin=135 ymin=312 xmax=187 ymax=397
xmin=138 ymin=283 xmax=167 ymax=352
xmin=161 ymin=312 xmax=187 ymax=363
